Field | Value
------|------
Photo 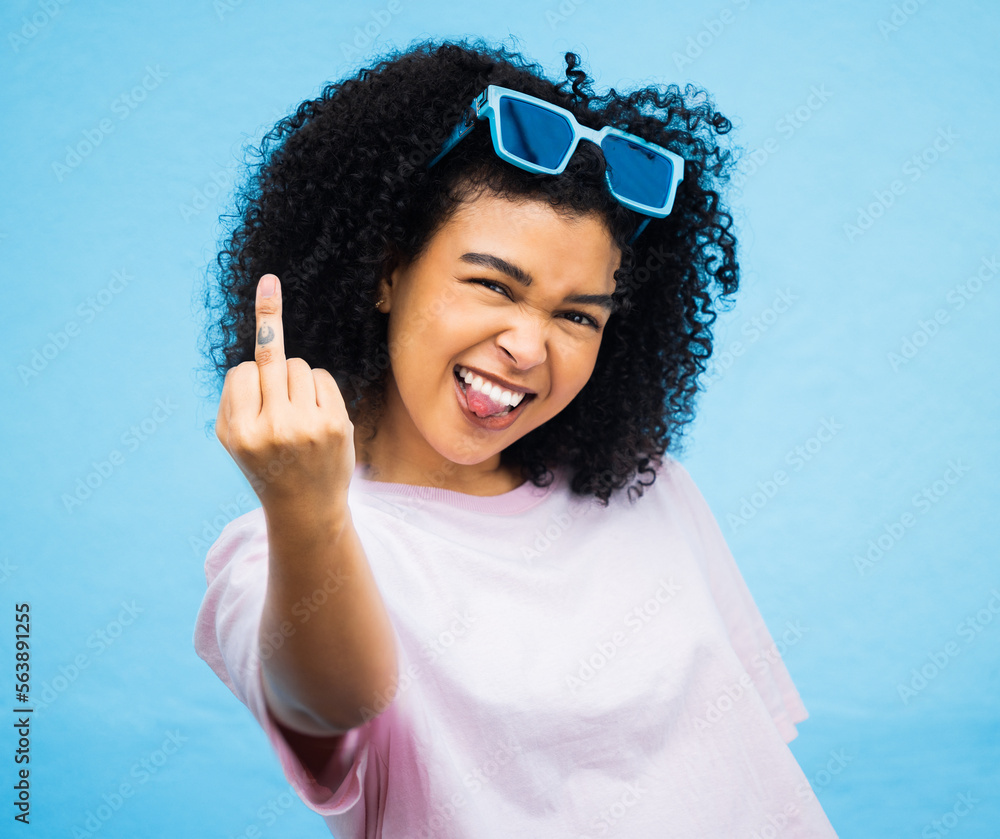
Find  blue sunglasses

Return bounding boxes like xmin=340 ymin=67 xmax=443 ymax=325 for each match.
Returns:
xmin=427 ymin=85 xmax=685 ymax=242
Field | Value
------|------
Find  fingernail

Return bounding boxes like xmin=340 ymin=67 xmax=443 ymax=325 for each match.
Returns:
xmin=261 ymin=275 xmax=276 ymax=297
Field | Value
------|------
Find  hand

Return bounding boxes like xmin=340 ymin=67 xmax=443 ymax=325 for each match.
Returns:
xmin=215 ymin=274 xmax=356 ymax=515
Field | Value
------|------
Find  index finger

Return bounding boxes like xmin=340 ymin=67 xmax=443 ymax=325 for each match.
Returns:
xmin=255 ymin=274 xmax=287 ymax=408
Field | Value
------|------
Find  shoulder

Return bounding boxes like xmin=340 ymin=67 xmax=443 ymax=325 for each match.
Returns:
xmin=546 ymin=455 xmax=701 ymax=515
xmin=651 ymin=455 xmax=723 ymax=536
xmin=657 ymin=455 xmax=710 ymax=511
xmin=598 ymin=455 xmax=722 ymax=557
xmin=611 ymin=453 xmax=703 ymax=508
xmin=652 ymin=453 xmax=695 ymax=488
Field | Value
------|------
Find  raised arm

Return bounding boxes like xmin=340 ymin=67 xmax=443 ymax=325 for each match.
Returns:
xmin=214 ymin=273 xmax=399 ymax=735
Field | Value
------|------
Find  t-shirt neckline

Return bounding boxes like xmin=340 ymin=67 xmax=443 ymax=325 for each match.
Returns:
xmin=350 ymin=463 xmax=560 ymax=514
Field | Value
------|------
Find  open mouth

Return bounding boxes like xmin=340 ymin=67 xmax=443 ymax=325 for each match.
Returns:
xmin=453 ymin=365 xmax=535 ymax=419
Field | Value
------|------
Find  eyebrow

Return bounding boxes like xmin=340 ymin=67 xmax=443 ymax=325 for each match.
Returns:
xmin=459 ymin=252 xmax=617 ymax=313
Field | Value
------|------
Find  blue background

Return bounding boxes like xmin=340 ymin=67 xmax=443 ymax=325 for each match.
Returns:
xmin=3 ymin=0 xmax=998 ymax=836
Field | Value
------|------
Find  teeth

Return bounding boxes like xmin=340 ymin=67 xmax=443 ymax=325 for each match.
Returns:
xmin=457 ymin=366 xmax=528 ymax=408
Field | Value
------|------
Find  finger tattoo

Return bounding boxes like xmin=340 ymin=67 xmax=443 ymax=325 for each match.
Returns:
xmin=257 ymin=323 xmax=275 ymax=344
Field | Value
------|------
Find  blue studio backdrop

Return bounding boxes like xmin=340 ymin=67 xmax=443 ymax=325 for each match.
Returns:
xmin=3 ymin=1 xmax=998 ymax=837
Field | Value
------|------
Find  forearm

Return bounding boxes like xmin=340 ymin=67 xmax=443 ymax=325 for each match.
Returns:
xmin=258 ymin=501 xmax=399 ymax=735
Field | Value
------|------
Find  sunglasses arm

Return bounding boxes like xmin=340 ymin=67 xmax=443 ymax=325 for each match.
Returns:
xmin=427 ymin=100 xmax=483 ymax=169
xmin=628 ymin=217 xmax=651 ymax=245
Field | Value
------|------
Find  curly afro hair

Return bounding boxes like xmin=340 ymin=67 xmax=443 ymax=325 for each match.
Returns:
xmin=198 ymin=37 xmax=739 ymax=506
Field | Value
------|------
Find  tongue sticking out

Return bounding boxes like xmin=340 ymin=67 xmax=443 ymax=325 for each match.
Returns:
xmin=466 ymin=385 xmax=510 ymax=418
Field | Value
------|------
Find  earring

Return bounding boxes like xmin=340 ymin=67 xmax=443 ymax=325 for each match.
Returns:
xmin=375 ymin=298 xmax=385 ymax=310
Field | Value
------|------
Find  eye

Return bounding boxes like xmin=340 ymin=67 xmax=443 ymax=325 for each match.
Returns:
xmin=469 ymin=279 xmax=601 ymax=329
xmin=561 ymin=311 xmax=601 ymax=329
xmin=470 ymin=279 xmax=512 ymax=298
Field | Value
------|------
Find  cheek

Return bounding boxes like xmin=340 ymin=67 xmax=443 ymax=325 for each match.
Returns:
xmin=563 ymin=341 xmax=601 ymax=380
xmin=546 ymin=343 xmax=601 ymax=405
xmin=386 ymin=307 xmax=474 ymax=390
xmin=390 ymin=287 xmax=473 ymax=350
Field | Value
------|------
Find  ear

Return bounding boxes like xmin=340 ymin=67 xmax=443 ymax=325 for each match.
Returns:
xmin=376 ymin=249 xmax=405 ymax=312
xmin=375 ymin=275 xmax=392 ymax=312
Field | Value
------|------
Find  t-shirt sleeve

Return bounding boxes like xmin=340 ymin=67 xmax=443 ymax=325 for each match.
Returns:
xmin=662 ymin=457 xmax=810 ymax=743
xmin=192 ymin=507 xmax=377 ymax=819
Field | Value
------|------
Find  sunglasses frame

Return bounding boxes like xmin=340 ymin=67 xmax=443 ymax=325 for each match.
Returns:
xmin=428 ymin=85 xmax=686 ymax=220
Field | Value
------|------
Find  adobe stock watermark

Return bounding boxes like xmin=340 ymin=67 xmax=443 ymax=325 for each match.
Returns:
xmin=751 ymin=748 xmax=854 ymax=839
xmin=188 ymin=491 xmax=256 ymax=556
xmin=731 ymin=86 xmax=833 ymax=191
xmin=896 ymin=589 xmax=1000 ymax=705
xmin=240 ymin=444 xmax=309 ymax=502
xmin=230 ymin=785 xmax=300 ymax=839
xmin=254 ymin=229 xmax=342 ymax=306
xmin=749 ymin=620 xmax=809 ymax=676
xmin=178 ymin=166 xmax=237 ymax=222
xmin=0 ymin=557 xmax=17 ymax=584
xmin=383 ymin=415 xmax=554 ymax=525
xmin=693 ymin=671 xmax=755 ymax=732
xmin=703 ymin=288 xmax=798 ymax=386
xmin=363 ymin=423 xmax=504 ymax=527
xmin=18 ymin=269 xmax=134 ymax=386
xmin=577 ymin=774 xmax=653 ymax=838
xmin=853 ymin=458 xmax=971 ymax=575
xmin=886 ymin=254 xmax=997 ymax=372
xmin=419 ymin=609 xmax=476 ymax=665
xmin=461 ymin=735 xmax=524 ymax=795
xmin=545 ymin=0 xmax=587 ymax=29
xmin=338 ymin=0 xmax=403 ymax=63
xmin=383 ymin=99 xmax=474 ymax=190
xmin=898 ymin=639 xmax=963 ymax=704
xmin=7 ymin=0 xmax=71 ymax=52
xmin=214 ymin=0 xmax=248 ymax=21
xmin=920 ymin=791 xmax=979 ymax=837
xmin=672 ymin=0 xmax=752 ymax=72
xmin=613 ymin=243 xmax=672 ymax=303
xmin=878 ymin=0 xmax=932 ymax=39
xmin=34 ymin=601 xmax=143 ymax=712
xmin=518 ymin=498 xmax=595 ymax=563
xmin=62 ymin=397 xmax=179 ymax=513
xmin=52 ymin=65 xmax=169 ymax=182
xmin=70 ymin=731 xmax=188 ymax=837
xmin=406 ymin=734 xmax=524 ymax=838
xmin=696 ymin=621 xmax=807 ymax=732
xmin=357 ymin=608 xmax=477 ymax=722
xmin=257 ymin=567 xmax=350 ymax=662
xmin=726 ymin=417 xmax=843 ymax=531
xmin=843 ymin=126 xmax=958 ymax=242
xmin=798 ymin=748 xmax=854 ymax=801
xmin=565 ymin=577 xmax=681 ymax=693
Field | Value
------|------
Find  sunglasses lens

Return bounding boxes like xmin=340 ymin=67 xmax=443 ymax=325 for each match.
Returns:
xmin=498 ymin=97 xmax=574 ymax=170
xmin=601 ymin=136 xmax=674 ymax=210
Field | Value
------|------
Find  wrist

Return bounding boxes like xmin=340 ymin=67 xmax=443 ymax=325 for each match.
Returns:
xmin=262 ymin=493 xmax=352 ymax=544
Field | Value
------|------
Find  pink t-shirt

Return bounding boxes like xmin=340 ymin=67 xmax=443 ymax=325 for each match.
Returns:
xmin=194 ymin=455 xmax=839 ymax=838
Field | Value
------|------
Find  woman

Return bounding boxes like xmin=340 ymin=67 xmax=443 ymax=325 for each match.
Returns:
xmin=195 ymin=38 xmax=839 ymax=838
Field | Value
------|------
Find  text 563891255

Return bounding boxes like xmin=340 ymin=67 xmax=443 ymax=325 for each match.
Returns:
xmin=13 ymin=603 xmax=32 ymax=824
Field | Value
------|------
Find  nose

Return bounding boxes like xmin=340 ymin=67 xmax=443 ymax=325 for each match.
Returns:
xmin=495 ymin=314 xmax=548 ymax=370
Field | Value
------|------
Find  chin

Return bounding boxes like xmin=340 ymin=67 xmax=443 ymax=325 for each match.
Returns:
xmin=435 ymin=436 xmax=506 ymax=467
